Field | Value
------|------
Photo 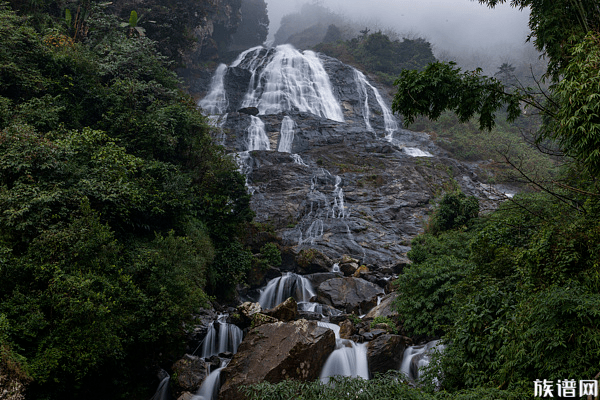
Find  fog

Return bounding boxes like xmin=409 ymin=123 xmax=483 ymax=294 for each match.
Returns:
xmin=265 ymin=0 xmax=533 ymax=68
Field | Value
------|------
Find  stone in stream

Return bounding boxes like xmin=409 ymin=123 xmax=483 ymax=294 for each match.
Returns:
xmin=365 ymin=292 xmax=400 ymax=319
xmin=170 ymin=354 xmax=210 ymax=394
xmin=219 ymin=320 xmax=336 ymax=400
xmin=262 ymin=296 xmax=298 ymax=321
xmin=317 ymin=277 xmax=385 ymax=314
xmin=366 ymin=334 xmax=408 ymax=375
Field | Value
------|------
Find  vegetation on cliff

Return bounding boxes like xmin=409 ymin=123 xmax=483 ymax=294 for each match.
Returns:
xmin=0 ymin=2 xmax=256 ymax=398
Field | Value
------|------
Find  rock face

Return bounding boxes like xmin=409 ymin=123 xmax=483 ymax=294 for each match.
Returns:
xmin=366 ymin=334 xmax=407 ymax=375
xmin=365 ymin=292 xmax=400 ymax=319
xmin=197 ymin=44 xmax=507 ymax=271
xmin=263 ymin=297 xmax=298 ymax=321
xmin=219 ymin=320 xmax=336 ymax=400
xmin=317 ymin=277 xmax=385 ymax=314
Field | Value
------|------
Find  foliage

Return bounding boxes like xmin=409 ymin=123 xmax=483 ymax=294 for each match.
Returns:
xmin=314 ymin=31 xmax=436 ymax=86
xmin=257 ymin=243 xmax=282 ymax=269
xmin=395 ymin=191 xmax=600 ymax=393
xmin=243 ymin=372 xmax=527 ymax=400
xmin=0 ymin=4 xmax=252 ymax=398
xmin=428 ymin=191 xmax=479 ymax=234
xmin=392 ymin=62 xmax=521 ymax=131
xmin=549 ymin=33 xmax=600 ymax=174
xmin=370 ymin=316 xmax=398 ymax=334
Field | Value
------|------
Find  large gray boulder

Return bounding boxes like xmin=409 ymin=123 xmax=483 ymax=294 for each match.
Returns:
xmin=366 ymin=334 xmax=407 ymax=375
xmin=365 ymin=292 xmax=400 ymax=319
xmin=219 ymin=320 xmax=336 ymax=400
xmin=317 ymin=277 xmax=384 ymax=314
xmin=171 ymin=354 xmax=210 ymax=394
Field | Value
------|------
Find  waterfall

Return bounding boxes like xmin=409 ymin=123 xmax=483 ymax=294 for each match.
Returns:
xmin=352 ymin=69 xmax=398 ymax=140
xmin=403 ymin=147 xmax=433 ymax=157
xmin=291 ymin=153 xmax=308 ymax=166
xmin=198 ymin=64 xmax=228 ymax=115
xmin=247 ymin=116 xmax=270 ymax=151
xmin=258 ymin=272 xmax=316 ymax=309
xmin=320 ymin=340 xmax=369 ymax=382
xmin=192 ymin=360 xmax=230 ymax=400
xmin=354 ymin=69 xmax=374 ymax=132
xmin=299 ymin=219 xmax=324 ymax=245
xmin=200 ymin=315 xmax=243 ymax=358
xmin=400 ymin=340 xmax=444 ymax=382
xmin=331 ymin=175 xmax=345 ymax=218
xmin=150 ymin=370 xmax=171 ymax=400
xmin=239 ymin=44 xmax=344 ymax=122
xmin=278 ymin=116 xmax=295 ymax=153
xmin=318 ymin=322 xmax=341 ymax=339
xmin=318 ymin=322 xmax=369 ymax=382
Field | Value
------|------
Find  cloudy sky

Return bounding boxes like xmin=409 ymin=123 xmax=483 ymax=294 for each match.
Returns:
xmin=265 ymin=0 xmax=531 ymax=57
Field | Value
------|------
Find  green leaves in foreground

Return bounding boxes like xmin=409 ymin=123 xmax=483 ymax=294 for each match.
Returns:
xmin=243 ymin=373 xmax=527 ymax=400
xmin=392 ymin=61 xmax=521 ymax=131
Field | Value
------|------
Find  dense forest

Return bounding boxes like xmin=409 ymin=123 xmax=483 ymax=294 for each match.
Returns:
xmin=0 ymin=2 xmax=267 ymax=398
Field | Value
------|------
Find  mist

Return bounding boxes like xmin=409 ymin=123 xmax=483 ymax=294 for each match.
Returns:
xmin=265 ymin=0 xmax=536 ymax=74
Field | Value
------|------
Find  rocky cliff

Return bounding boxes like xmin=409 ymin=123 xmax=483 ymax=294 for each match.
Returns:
xmin=197 ymin=45 xmax=509 ymax=268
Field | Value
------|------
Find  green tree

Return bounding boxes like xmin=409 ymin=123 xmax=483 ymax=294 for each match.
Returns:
xmin=393 ymin=0 xmax=600 ymax=175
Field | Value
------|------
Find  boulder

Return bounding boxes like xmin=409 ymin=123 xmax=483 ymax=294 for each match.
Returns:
xmin=263 ymin=297 xmax=298 ymax=321
xmin=338 ymin=319 xmax=354 ymax=339
xmin=304 ymin=272 xmax=342 ymax=287
xmin=365 ymin=292 xmax=400 ymax=319
xmin=251 ymin=313 xmax=278 ymax=327
xmin=339 ymin=261 xmax=359 ymax=276
xmin=366 ymin=334 xmax=407 ymax=375
xmin=317 ymin=277 xmax=384 ymax=314
xmin=238 ymin=106 xmax=259 ymax=116
xmin=171 ymin=354 xmax=210 ymax=394
xmin=296 ymin=249 xmax=332 ymax=274
xmin=219 ymin=320 xmax=336 ymax=400
xmin=233 ymin=301 xmax=262 ymax=328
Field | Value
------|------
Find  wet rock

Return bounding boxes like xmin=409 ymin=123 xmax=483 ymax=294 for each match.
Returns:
xmin=238 ymin=106 xmax=259 ymax=116
xmin=339 ymin=261 xmax=359 ymax=276
xmin=219 ymin=320 xmax=336 ymax=400
xmin=361 ymin=329 xmax=387 ymax=341
xmin=296 ymin=249 xmax=332 ymax=274
xmin=366 ymin=334 xmax=407 ymax=375
xmin=365 ymin=292 xmax=399 ymax=319
xmin=263 ymin=297 xmax=298 ymax=321
xmin=251 ymin=313 xmax=278 ymax=327
xmin=297 ymin=310 xmax=322 ymax=320
xmin=171 ymin=354 xmax=210 ymax=394
xmin=338 ymin=319 xmax=354 ymax=339
xmin=304 ymin=272 xmax=342 ymax=287
xmin=317 ymin=277 xmax=385 ymax=314
xmin=234 ymin=302 xmax=262 ymax=329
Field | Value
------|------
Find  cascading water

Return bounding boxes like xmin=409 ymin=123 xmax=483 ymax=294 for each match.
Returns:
xmin=240 ymin=44 xmax=344 ymax=122
xmin=331 ymin=175 xmax=345 ymax=219
xmin=192 ymin=360 xmax=230 ymax=400
xmin=199 ymin=315 xmax=243 ymax=359
xmin=198 ymin=63 xmax=228 ymax=115
xmin=278 ymin=116 xmax=295 ymax=153
xmin=400 ymin=340 xmax=445 ymax=382
xmin=403 ymin=147 xmax=433 ymax=157
xmin=318 ymin=322 xmax=369 ymax=382
xmin=247 ymin=116 xmax=270 ymax=151
xmin=258 ymin=272 xmax=316 ymax=309
xmin=150 ymin=370 xmax=171 ymax=400
xmin=352 ymin=68 xmax=398 ymax=140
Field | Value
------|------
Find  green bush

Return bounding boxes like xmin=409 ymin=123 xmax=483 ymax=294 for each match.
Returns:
xmin=427 ymin=191 xmax=479 ymax=234
xmin=370 ymin=316 xmax=398 ymax=334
